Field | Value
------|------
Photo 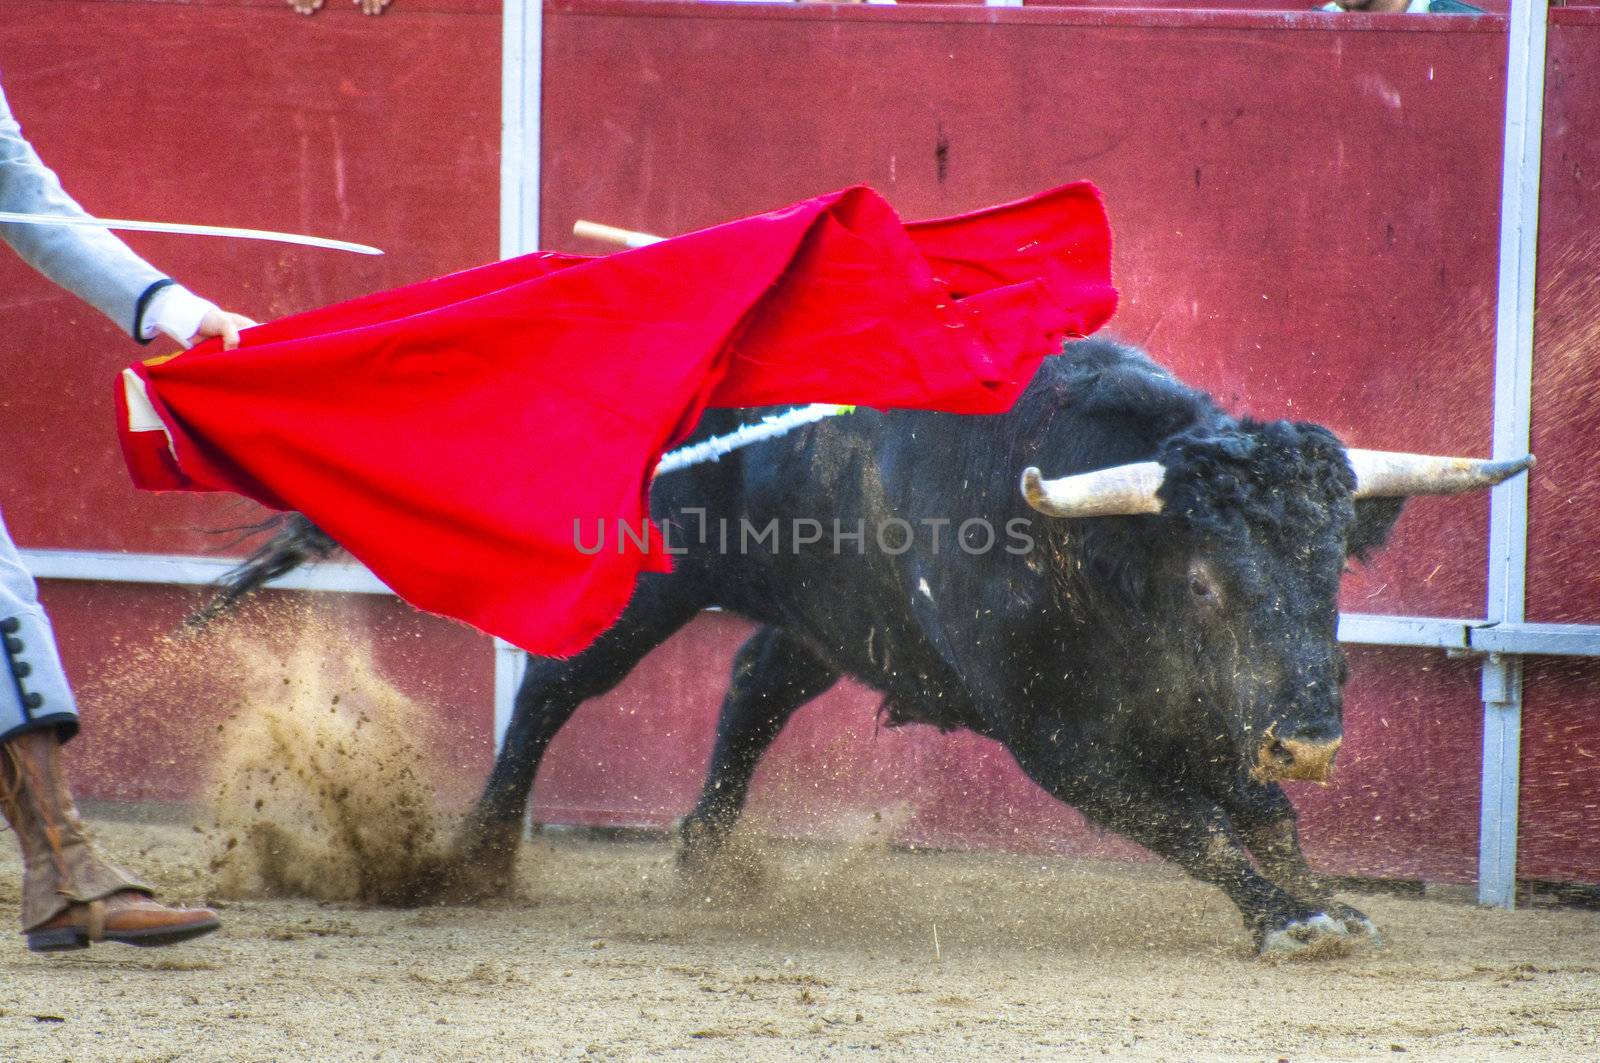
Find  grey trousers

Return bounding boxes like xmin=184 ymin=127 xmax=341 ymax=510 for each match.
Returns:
xmin=0 ymin=507 xmax=79 ymax=744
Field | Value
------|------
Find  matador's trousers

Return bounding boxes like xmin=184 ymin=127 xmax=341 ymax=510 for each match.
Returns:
xmin=0 ymin=506 xmax=79 ymax=744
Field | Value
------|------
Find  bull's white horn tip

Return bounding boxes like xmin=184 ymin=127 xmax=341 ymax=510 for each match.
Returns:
xmin=1471 ymin=454 xmax=1535 ymax=487
xmin=1021 ymin=466 xmax=1046 ymax=505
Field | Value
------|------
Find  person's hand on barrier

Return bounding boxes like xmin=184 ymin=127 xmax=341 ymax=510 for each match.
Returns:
xmin=287 ymin=0 xmax=391 ymax=13
xmin=191 ymin=309 xmax=259 ymax=351
xmin=1321 ymin=0 xmax=1486 ymax=13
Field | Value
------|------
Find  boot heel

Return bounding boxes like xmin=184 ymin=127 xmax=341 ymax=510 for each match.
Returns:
xmin=25 ymin=925 xmax=87 ymax=952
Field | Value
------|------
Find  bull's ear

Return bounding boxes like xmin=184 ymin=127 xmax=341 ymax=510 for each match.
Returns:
xmin=1348 ymin=497 xmax=1405 ymax=562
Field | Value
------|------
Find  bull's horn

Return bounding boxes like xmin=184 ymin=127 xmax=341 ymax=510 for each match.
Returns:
xmin=1347 ymin=450 xmax=1534 ymax=498
xmin=1021 ymin=462 xmax=1166 ymax=518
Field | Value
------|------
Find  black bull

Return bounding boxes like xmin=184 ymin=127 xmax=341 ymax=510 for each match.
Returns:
xmin=217 ymin=338 xmax=1527 ymax=956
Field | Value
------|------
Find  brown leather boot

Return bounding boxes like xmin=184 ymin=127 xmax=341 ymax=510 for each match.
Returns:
xmin=0 ymin=730 xmax=220 ymax=952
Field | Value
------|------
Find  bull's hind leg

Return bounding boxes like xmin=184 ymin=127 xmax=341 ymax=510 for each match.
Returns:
xmin=442 ymin=577 xmax=705 ymax=900
xmin=677 ymin=627 xmax=838 ymax=875
xmin=1219 ymin=780 xmax=1379 ymax=944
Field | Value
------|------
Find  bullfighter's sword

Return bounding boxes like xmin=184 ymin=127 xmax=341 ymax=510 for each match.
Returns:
xmin=0 ymin=211 xmax=383 ymax=255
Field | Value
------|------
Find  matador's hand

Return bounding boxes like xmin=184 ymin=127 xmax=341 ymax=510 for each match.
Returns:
xmin=191 ymin=309 xmax=259 ymax=352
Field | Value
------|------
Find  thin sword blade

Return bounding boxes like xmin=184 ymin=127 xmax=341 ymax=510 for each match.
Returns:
xmin=0 ymin=211 xmax=383 ymax=256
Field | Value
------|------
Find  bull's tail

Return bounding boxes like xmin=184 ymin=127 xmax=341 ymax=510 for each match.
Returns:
xmin=186 ymin=513 xmax=342 ymax=629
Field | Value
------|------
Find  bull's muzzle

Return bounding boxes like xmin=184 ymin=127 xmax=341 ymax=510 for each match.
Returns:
xmin=1252 ymin=734 xmax=1343 ymax=784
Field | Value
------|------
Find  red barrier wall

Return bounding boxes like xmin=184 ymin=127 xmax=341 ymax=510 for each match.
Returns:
xmin=1 ymin=2 xmax=1595 ymax=885
xmin=1506 ymin=8 xmax=1600 ymax=882
xmin=1527 ymin=9 xmax=1600 ymax=626
xmin=1 ymin=1 xmax=501 ymax=555
xmin=0 ymin=2 xmax=503 ymax=799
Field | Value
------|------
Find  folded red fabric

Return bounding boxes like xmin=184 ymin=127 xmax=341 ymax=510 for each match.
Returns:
xmin=118 ymin=182 xmax=1116 ymax=656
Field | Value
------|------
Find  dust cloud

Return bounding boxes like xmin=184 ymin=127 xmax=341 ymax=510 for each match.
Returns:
xmin=71 ymin=597 xmax=464 ymax=906
xmin=201 ymin=622 xmax=455 ymax=905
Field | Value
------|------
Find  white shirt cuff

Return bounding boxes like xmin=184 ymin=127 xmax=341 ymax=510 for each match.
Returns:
xmin=140 ymin=284 xmax=219 ymax=344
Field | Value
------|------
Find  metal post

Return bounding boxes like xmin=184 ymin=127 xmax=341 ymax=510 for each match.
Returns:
xmin=1479 ymin=653 xmax=1524 ymax=907
xmin=1479 ymin=0 xmax=1550 ymax=909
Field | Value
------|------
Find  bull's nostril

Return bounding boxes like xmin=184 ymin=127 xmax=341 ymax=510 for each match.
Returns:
xmin=1253 ymin=734 xmax=1342 ymax=784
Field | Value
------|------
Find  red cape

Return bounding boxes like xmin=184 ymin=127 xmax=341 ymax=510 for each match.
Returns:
xmin=119 ymin=182 xmax=1116 ymax=656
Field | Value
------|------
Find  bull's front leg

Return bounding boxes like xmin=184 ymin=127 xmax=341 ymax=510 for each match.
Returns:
xmin=1021 ymin=755 xmax=1359 ymax=957
xmin=1218 ymin=779 xmax=1380 ymax=944
xmin=679 ymin=627 xmax=838 ymax=876
xmin=439 ymin=577 xmax=705 ymax=902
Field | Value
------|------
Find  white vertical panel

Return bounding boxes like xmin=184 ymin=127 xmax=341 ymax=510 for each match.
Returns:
xmin=500 ymin=0 xmax=542 ymax=261
xmin=495 ymin=0 xmax=542 ymax=751
xmin=493 ymin=637 xmax=527 ymax=752
xmin=1479 ymin=0 xmax=1549 ymax=910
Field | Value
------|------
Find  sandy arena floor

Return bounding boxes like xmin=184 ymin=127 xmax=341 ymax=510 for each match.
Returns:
xmin=0 ymin=810 xmax=1597 ymax=1062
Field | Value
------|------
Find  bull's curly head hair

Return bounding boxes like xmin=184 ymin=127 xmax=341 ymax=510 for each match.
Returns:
xmin=1154 ymin=419 xmax=1358 ymax=552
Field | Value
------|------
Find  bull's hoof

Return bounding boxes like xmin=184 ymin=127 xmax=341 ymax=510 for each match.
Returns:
xmin=1323 ymin=901 xmax=1381 ymax=944
xmin=676 ymin=841 xmax=717 ymax=879
xmin=676 ymin=821 xmax=730 ymax=881
xmin=429 ymin=860 xmax=516 ymax=905
xmin=1256 ymin=911 xmax=1355 ymax=960
xmin=675 ymin=818 xmax=765 ymax=900
xmin=419 ymin=822 xmax=523 ymax=904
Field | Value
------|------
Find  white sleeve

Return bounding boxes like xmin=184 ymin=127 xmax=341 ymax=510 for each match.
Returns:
xmin=140 ymin=283 xmax=219 ymax=344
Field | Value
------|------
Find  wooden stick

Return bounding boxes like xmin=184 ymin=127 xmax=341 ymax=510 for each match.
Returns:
xmin=572 ymin=219 xmax=663 ymax=249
